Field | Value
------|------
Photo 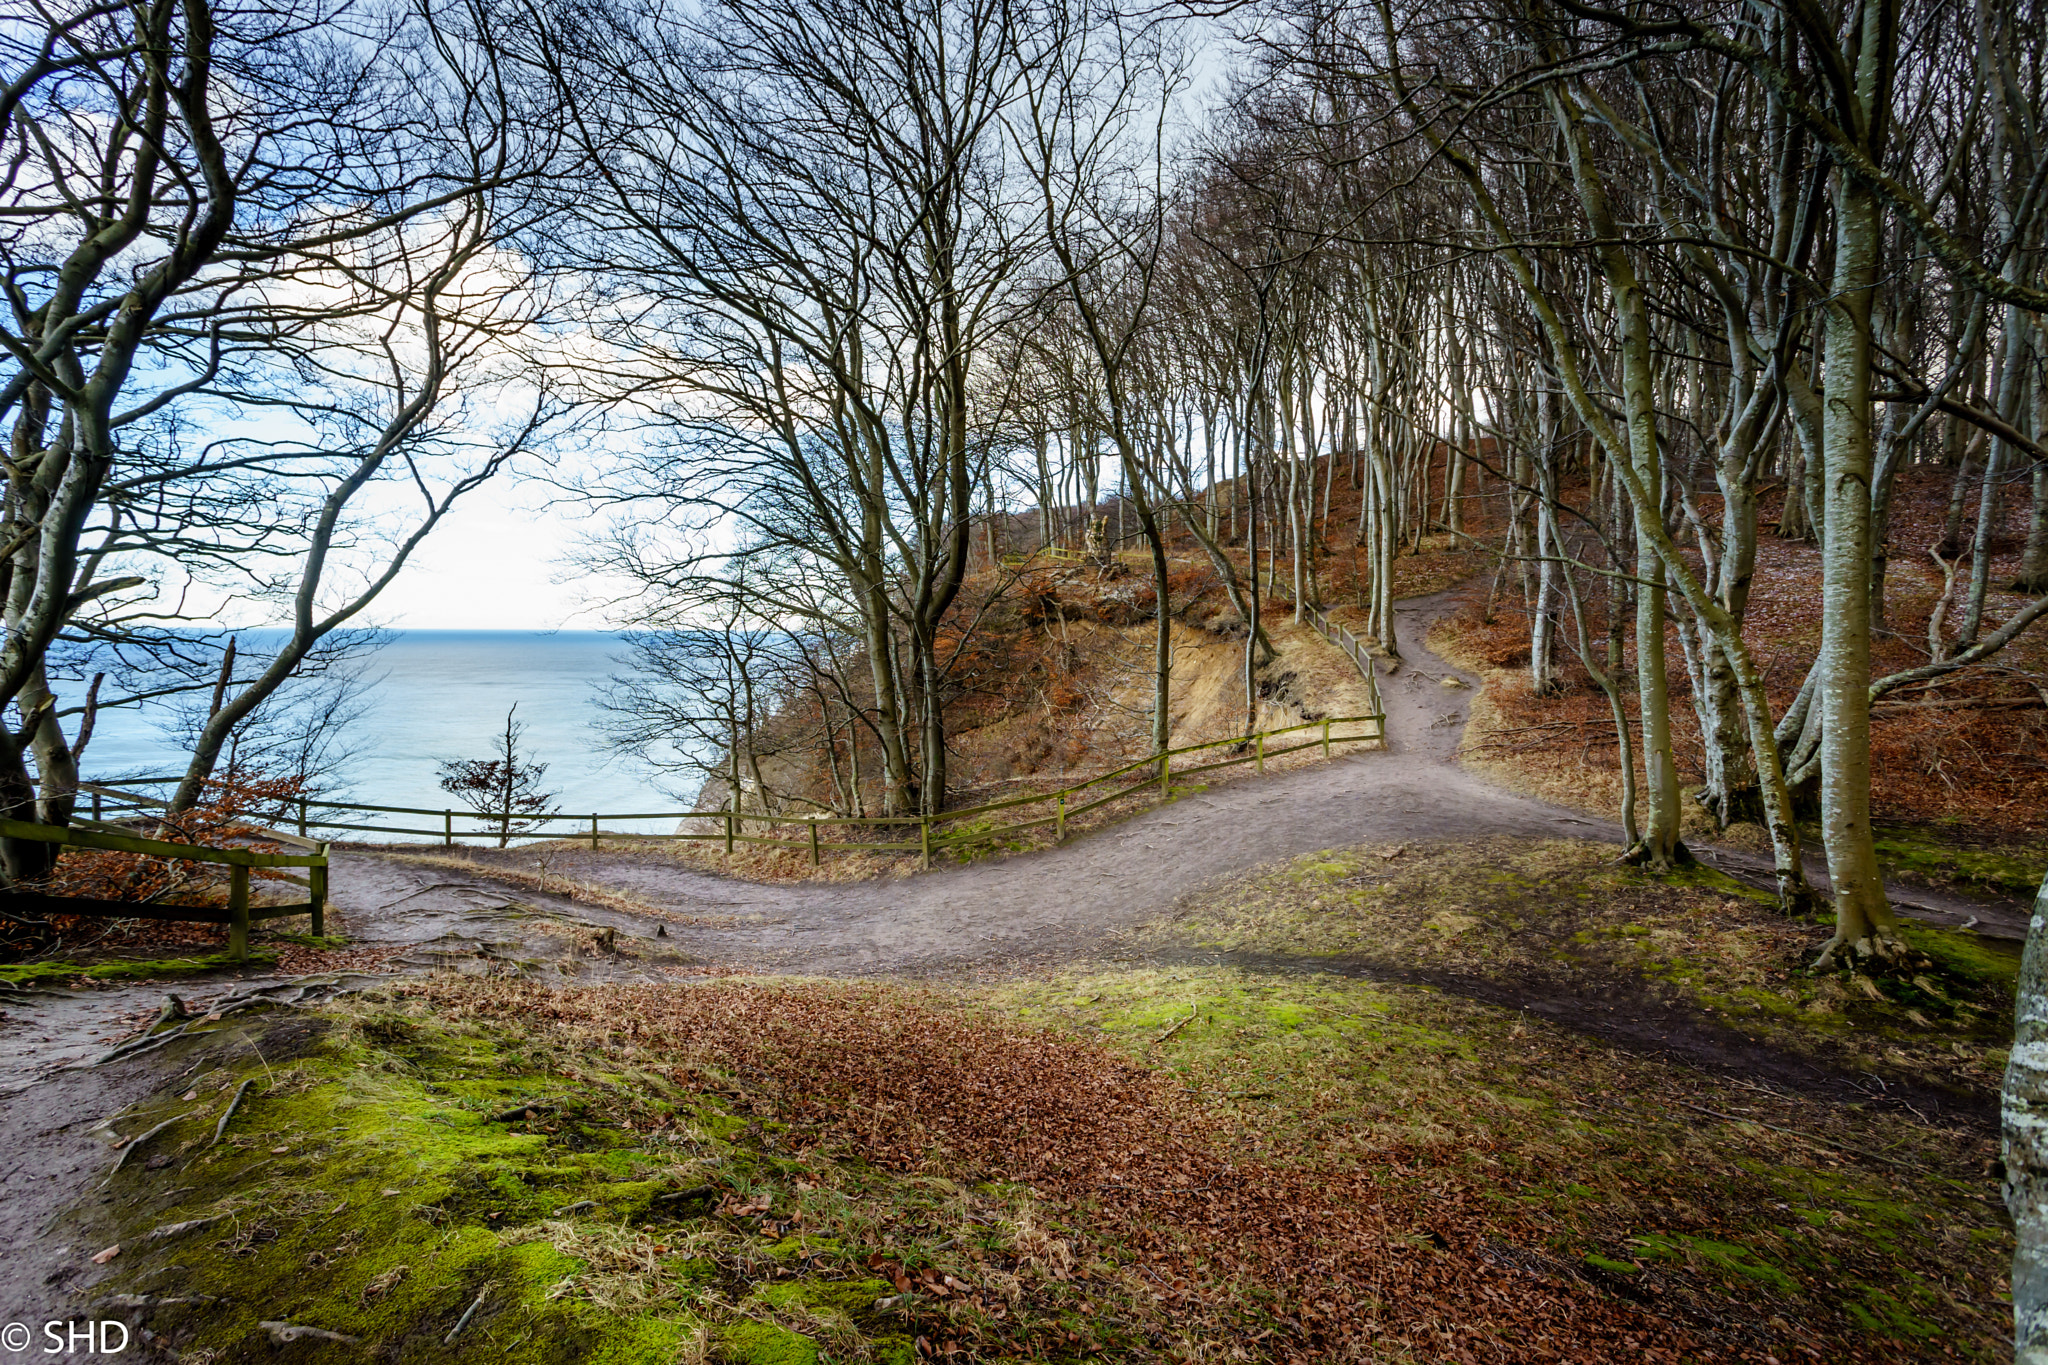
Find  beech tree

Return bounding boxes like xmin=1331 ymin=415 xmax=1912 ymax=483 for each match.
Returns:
xmin=526 ymin=0 xmax=1046 ymax=817
xmin=1217 ymin=0 xmax=2048 ymax=953
xmin=0 ymin=0 xmax=570 ymax=875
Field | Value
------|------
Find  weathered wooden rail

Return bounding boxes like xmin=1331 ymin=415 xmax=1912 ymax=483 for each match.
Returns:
xmin=85 ymin=707 xmax=1382 ymax=871
xmin=63 ymin=551 xmax=1384 ymax=882
xmin=0 ymin=796 xmax=329 ymax=960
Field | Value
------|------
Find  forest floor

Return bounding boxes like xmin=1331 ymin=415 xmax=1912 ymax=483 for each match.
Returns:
xmin=1431 ymin=467 xmax=2048 ymax=895
xmin=0 ymin=573 xmax=2031 ymax=1362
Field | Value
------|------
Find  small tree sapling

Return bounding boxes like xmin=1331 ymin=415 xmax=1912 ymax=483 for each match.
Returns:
xmin=437 ymin=705 xmax=559 ymax=848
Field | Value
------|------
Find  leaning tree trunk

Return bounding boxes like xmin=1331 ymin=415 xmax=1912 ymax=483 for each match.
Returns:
xmin=2005 ymin=870 xmax=2048 ymax=1364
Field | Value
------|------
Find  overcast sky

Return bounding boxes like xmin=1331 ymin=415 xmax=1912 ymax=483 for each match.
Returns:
xmin=351 ymin=473 xmax=623 ymax=631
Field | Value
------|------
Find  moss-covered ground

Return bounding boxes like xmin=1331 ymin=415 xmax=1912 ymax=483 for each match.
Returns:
xmin=78 ymin=996 xmax=1090 ymax=1364
xmin=0 ymin=949 xmax=279 ymax=986
xmin=79 ymin=942 xmax=2006 ymax=1361
xmin=1148 ymin=836 xmax=2019 ymax=1103
xmin=1872 ymin=823 xmax=2048 ymax=901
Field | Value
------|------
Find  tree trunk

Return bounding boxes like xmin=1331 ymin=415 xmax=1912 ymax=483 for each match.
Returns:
xmin=2004 ymin=871 xmax=2048 ymax=1364
xmin=1530 ymin=383 xmax=1559 ymax=696
xmin=1814 ymin=164 xmax=1898 ymax=964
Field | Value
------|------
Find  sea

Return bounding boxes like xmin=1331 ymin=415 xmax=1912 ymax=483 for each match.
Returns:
xmin=77 ymin=631 xmax=693 ymax=841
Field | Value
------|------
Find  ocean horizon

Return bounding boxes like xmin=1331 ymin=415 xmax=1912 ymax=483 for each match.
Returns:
xmin=77 ymin=630 xmax=695 ymax=840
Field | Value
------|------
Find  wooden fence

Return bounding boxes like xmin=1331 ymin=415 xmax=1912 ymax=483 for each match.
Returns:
xmin=0 ymin=798 xmax=329 ymax=960
xmin=1264 ymin=574 xmax=1386 ymax=713
xmin=56 ymin=552 xmax=1385 ymax=884
xmin=82 ymin=709 xmax=1382 ymax=871
xmin=1000 ymin=539 xmax=1169 ymax=570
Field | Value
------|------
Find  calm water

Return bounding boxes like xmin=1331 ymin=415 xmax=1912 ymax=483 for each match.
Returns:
xmin=80 ymin=632 xmax=690 ymax=840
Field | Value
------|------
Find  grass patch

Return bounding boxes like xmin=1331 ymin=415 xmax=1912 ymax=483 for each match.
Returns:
xmin=0 ymin=949 xmax=277 ymax=985
xmin=1144 ymin=837 xmax=2016 ymax=1098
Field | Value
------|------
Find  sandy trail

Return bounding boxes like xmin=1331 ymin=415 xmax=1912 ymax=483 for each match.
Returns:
xmin=0 ymin=585 xmax=2027 ymax=1322
xmin=321 ymin=588 xmax=1612 ymax=976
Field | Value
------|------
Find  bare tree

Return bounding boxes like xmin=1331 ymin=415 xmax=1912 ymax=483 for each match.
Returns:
xmin=526 ymin=0 xmax=1040 ymax=816
xmin=0 ymin=0 xmax=571 ymax=876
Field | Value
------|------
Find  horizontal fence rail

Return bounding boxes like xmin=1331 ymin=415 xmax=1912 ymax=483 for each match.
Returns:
xmin=79 ymin=711 xmax=1382 ymax=872
xmin=1000 ymin=543 xmax=1156 ymax=569
xmin=0 ymin=811 xmax=329 ymax=960
xmin=61 ymin=563 xmax=1383 ymax=880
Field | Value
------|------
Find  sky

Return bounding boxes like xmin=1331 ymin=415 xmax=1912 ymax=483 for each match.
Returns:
xmin=362 ymin=473 xmax=619 ymax=631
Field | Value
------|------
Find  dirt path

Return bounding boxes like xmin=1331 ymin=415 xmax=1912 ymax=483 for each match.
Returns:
xmin=319 ymin=588 xmax=1614 ymax=977
xmin=0 ymin=585 xmax=2023 ymax=1326
xmin=321 ymin=586 xmax=2032 ymax=973
xmin=2 ymin=586 xmax=2026 ymax=1098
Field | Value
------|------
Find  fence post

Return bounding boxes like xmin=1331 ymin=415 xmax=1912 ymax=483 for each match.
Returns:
xmin=444 ymin=810 xmax=453 ymax=847
xmin=92 ymin=790 xmax=102 ymax=821
xmin=809 ymin=819 xmax=821 ymax=866
xmin=1159 ymin=751 xmax=1170 ymax=797
xmin=228 ymin=863 xmax=250 ymax=962
xmin=297 ymin=797 xmax=308 ymax=839
xmin=591 ymin=814 xmax=600 ymax=851
xmin=724 ymin=810 xmax=735 ymax=856
xmin=919 ymin=816 xmax=931 ymax=870
xmin=1323 ymin=717 xmax=1331 ymax=758
xmin=1055 ymin=792 xmax=1065 ymax=844
xmin=309 ymin=847 xmax=328 ymax=937
xmin=1256 ymin=732 xmax=1265 ymax=771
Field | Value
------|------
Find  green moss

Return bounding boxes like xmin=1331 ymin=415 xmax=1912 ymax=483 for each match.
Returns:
xmin=1898 ymin=921 xmax=2021 ymax=992
xmin=1646 ymin=858 xmax=1780 ymax=905
xmin=1843 ymin=1285 xmax=1945 ymax=1339
xmin=938 ymin=816 xmax=1034 ymax=863
xmin=0 ymin=950 xmax=276 ymax=984
xmin=77 ymin=1013 xmax=713 ymax=1361
xmin=717 ymin=1320 xmax=820 ymax=1365
xmin=1292 ymin=855 xmax=1360 ymax=882
xmin=76 ymin=996 xmax=1119 ymax=1363
xmin=586 ymin=1317 xmax=700 ymax=1364
xmin=1632 ymin=1233 xmax=1798 ymax=1294
xmin=755 ymin=1277 xmax=890 ymax=1314
xmin=268 ymin=931 xmax=352 ymax=948
xmin=1873 ymin=827 xmax=2048 ymax=899
xmin=765 ymin=1235 xmax=845 ymax=1262
xmin=1582 ymin=1254 xmax=1640 ymax=1275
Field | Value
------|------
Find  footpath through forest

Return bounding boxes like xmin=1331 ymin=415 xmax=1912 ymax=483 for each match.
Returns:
xmin=0 ymin=579 xmax=2028 ymax=1338
xmin=1 ymin=583 xmax=2028 ymax=1089
xmin=325 ymin=585 xmax=2034 ymax=972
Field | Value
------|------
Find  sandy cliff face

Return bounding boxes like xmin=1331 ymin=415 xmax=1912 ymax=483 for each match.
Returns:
xmin=688 ymin=565 xmax=1382 ymax=822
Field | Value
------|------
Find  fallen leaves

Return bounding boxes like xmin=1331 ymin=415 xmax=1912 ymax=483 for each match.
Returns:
xmin=423 ymin=978 xmax=1717 ymax=1361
